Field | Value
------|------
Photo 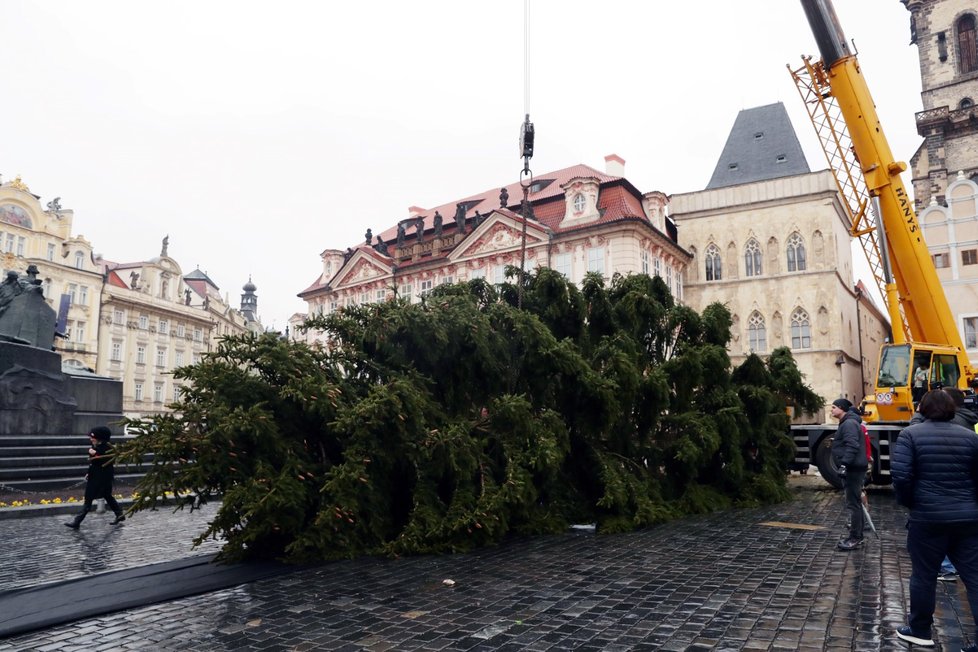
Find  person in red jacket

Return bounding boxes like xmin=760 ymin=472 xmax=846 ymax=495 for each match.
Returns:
xmin=64 ymin=426 xmax=126 ymax=530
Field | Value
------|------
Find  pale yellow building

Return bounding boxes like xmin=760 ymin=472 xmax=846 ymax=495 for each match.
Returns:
xmin=98 ymin=242 xmax=262 ymax=418
xmin=0 ymin=178 xmax=262 ymax=418
xmin=0 ymin=177 xmax=103 ymax=371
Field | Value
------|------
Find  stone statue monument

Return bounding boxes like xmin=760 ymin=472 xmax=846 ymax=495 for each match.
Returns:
xmin=0 ymin=266 xmax=122 ymax=437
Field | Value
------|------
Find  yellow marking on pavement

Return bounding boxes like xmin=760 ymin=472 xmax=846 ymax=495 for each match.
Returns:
xmin=758 ymin=521 xmax=825 ymax=531
xmin=401 ymin=610 xmax=427 ymax=619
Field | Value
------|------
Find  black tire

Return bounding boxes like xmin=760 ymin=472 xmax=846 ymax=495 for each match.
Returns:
xmin=814 ymin=436 xmax=843 ymax=490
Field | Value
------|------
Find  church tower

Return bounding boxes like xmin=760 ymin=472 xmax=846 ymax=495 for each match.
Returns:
xmin=903 ymin=0 xmax=978 ymax=210
xmin=240 ymin=277 xmax=258 ymax=324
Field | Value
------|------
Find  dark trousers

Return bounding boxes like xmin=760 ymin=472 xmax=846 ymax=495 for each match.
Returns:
xmin=843 ymin=469 xmax=865 ymax=540
xmin=74 ymin=484 xmax=123 ymax=523
xmin=907 ymin=521 xmax=978 ymax=637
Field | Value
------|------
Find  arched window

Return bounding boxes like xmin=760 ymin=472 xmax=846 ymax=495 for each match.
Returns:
xmin=959 ymin=14 xmax=978 ymax=74
xmin=74 ymin=251 xmax=85 ymax=269
xmin=744 ymin=239 xmax=762 ymax=277
xmin=786 ymin=232 xmax=807 ymax=271
xmin=748 ymin=311 xmax=767 ymax=352
xmin=790 ymin=308 xmax=812 ymax=349
xmin=705 ymin=244 xmax=722 ymax=281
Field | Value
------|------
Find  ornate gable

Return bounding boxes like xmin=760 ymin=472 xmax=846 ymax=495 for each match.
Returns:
xmin=451 ymin=213 xmax=547 ymax=261
xmin=332 ymin=251 xmax=392 ymax=289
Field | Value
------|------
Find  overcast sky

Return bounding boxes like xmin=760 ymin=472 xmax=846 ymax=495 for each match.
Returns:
xmin=2 ymin=1 xmax=920 ymax=329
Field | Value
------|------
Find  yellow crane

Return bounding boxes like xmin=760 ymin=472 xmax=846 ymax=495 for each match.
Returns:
xmin=788 ymin=0 xmax=976 ymax=487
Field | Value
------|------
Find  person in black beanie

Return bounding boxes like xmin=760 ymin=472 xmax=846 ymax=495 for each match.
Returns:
xmin=830 ymin=397 xmax=868 ymax=550
xmin=65 ymin=426 xmax=126 ymax=529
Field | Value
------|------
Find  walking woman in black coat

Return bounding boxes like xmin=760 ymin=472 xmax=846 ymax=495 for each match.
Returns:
xmin=65 ymin=426 xmax=126 ymax=529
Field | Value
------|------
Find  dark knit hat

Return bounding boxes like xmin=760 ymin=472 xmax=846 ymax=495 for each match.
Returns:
xmin=832 ymin=398 xmax=853 ymax=412
xmin=89 ymin=426 xmax=112 ymax=441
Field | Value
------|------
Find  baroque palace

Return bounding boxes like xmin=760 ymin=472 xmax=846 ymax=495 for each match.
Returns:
xmin=0 ymin=176 xmax=261 ymax=419
xmin=295 ymin=104 xmax=891 ymax=422
xmin=297 ymin=155 xmax=685 ymax=335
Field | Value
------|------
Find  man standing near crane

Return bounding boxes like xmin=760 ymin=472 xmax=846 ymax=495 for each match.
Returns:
xmin=830 ymin=398 xmax=868 ymax=551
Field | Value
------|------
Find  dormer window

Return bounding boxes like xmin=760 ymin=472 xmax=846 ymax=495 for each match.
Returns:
xmin=528 ymin=179 xmax=554 ymax=194
xmin=573 ymin=194 xmax=586 ymax=213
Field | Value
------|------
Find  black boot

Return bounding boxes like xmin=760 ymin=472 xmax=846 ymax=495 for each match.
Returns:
xmin=111 ymin=512 xmax=126 ymax=525
xmin=64 ymin=511 xmax=85 ymax=530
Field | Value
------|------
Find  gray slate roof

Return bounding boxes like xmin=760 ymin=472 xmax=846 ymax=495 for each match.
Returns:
xmin=706 ymin=102 xmax=811 ymax=190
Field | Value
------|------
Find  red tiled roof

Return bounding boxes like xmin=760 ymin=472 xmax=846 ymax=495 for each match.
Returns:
xmin=376 ymin=163 xmax=619 ymax=242
xmin=300 ymin=162 xmax=664 ymax=298
xmin=105 ymin=270 xmax=128 ymax=289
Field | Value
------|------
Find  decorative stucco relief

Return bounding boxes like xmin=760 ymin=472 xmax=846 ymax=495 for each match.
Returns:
xmin=464 ymin=223 xmax=539 ymax=256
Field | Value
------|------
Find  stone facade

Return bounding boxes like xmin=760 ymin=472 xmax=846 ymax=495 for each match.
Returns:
xmin=671 ymin=170 xmax=891 ymax=422
xmin=903 ymin=0 xmax=978 ymax=369
xmin=296 ymin=158 xmax=689 ymax=346
xmin=904 ymin=0 xmax=978 ymax=209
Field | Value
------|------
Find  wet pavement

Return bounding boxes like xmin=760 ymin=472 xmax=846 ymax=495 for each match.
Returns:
xmin=0 ymin=475 xmax=975 ymax=651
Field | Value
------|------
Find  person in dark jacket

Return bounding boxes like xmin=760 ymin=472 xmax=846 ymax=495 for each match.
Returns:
xmin=891 ymin=390 xmax=978 ymax=649
xmin=65 ymin=426 xmax=126 ymax=529
xmin=830 ymin=397 xmax=868 ymax=551
xmin=907 ymin=387 xmax=978 ymax=580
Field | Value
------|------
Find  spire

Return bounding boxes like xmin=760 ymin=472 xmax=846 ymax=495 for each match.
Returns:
xmin=240 ymin=275 xmax=258 ymax=323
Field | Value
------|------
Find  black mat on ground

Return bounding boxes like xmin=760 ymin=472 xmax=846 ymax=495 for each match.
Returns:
xmin=0 ymin=553 xmax=295 ymax=638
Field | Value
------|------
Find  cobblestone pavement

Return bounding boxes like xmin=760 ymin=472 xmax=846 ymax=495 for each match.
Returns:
xmin=1 ymin=476 xmax=975 ymax=651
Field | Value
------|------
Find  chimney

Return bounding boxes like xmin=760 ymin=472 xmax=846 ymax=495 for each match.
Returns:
xmin=604 ymin=154 xmax=625 ymax=177
xmin=408 ymin=206 xmax=426 ymax=218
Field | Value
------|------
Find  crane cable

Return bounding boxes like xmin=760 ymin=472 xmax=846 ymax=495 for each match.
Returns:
xmin=518 ymin=0 xmax=534 ymax=310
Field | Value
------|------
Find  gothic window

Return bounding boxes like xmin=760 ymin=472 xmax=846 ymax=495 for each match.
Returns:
xmin=748 ymin=311 xmax=767 ymax=353
xmin=959 ymin=14 xmax=978 ymax=74
xmin=705 ymin=244 xmax=722 ymax=281
xmin=790 ymin=308 xmax=812 ymax=349
xmin=787 ymin=232 xmax=807 ymax=271
xmin=744 ymin=238 xmax=762 ymax=277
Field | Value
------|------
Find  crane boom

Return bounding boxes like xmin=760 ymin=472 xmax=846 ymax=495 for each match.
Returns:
xmin=784 ymin=0 xmax=978 ymax=436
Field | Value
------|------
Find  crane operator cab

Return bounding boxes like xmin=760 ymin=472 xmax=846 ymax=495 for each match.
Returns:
xmin=867 ymin=343 xmax=965 ymax=422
